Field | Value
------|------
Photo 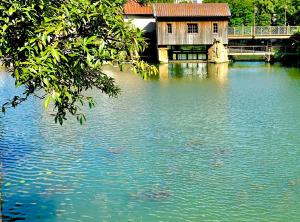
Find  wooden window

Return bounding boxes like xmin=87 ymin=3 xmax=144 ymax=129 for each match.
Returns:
xmin=213 ymin=23 xmax=218 ymax=34
xmin=187 ymin=24 xmax=198 ymax=33
xmin=167 ymin=24 xmax=172 ymax=33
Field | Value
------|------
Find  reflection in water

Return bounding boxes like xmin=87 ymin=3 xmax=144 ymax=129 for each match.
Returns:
xmin=207 ymin=63 xmax=229 ymax=84
xmin=158 ymin=64 xmax=169 ymax=81
xmin=169 ymin=62 xmax=207 ymax=78
xmin=159 ymin=62 xmax=228 ymax=83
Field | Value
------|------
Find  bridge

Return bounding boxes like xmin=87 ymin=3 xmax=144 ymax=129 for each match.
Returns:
xmin=227 ymin=45 xmax=299 ymax=62
xmin=228 ymin=46 xmax=297 ymax=55
xmin=228 ymin=26 xmax=300 ymax=39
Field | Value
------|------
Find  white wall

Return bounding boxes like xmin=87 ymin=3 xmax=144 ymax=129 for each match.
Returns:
xmin=124 ymin=16 xmax=156 ymax=33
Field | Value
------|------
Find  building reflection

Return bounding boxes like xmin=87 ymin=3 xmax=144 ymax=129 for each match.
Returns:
xmin=207 ymin=63 xmax=228 ymax=84
xmin=158 ymin=62 xmax=228 ymax=84
xmin=169 ymin=62 xmax=208 ymax=78
xmin=158 ymin=64 xmax=169 ymax=81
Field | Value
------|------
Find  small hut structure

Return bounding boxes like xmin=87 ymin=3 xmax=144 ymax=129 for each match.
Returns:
xmin=153 ymin=3 xmax=231 ymax=62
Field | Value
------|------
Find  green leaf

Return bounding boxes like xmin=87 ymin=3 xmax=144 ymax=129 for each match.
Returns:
xmin=8 ymin=6 xmax=16 ymax=16
xmin=43 ymin=78 xmax=50 ymax=87
xmin=86 ymin=36 xmax=97 ymax=44
xmin=2 ymin=24 xmax=8 ymax=32
xmin=51 ymin=49 xmax=60 ymax=62
xmin=42 ymin=33 xmax=47 ymax=45
xmin=44 ymin=96 xmax=51 ymax=109
xmin=14 ymin=69 xmax=19 ymax=79
xmin=29 ymin=38 xmax=37 ymax=43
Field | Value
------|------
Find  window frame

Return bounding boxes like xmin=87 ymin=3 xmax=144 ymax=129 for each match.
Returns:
xmin=213 ymin=22 xmax=219 ymax=34
xmin=187 ymin=23 xmax=198 ymax=34
xmin=167 ymin=23 xmax=172 ymax=34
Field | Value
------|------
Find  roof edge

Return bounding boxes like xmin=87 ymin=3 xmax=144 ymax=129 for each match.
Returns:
xmin=153 ymin=3 xmax=231 ymax=18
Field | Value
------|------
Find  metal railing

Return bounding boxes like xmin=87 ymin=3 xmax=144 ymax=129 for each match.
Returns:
xmin=228 ymin=46 xmax=297 ymax=54
xmin=228 ymin=26 xmax=300 ymax=37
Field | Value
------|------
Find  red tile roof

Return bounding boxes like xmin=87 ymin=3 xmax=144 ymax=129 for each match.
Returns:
xmin=154 ymin=3 xmax=231 ymax=17
xmin=123 ymin=0 xmax=153 ymax=15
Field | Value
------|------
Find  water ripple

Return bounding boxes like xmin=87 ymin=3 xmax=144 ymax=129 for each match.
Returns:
xmin=1 ymin=63 xmax=300 ymax=221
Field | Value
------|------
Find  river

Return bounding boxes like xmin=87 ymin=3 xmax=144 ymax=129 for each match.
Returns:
xmin=1 ymin=62 xmax=300 ymax=221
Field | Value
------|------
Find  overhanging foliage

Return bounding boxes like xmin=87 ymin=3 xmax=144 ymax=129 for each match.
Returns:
xmin=0 ymin=0 xmax=157 ymax=124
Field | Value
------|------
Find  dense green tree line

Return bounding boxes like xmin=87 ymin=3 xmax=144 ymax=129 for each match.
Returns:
xmin=203 ymin=0 xmax=300 ymax=26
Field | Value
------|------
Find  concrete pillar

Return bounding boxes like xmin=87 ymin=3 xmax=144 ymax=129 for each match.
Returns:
xmin=158 ymin=47 xmax=169 ymax=63
xmin=208 ymin=38 xmax=229 ymax=63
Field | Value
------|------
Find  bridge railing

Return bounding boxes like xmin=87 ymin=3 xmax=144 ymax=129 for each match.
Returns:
xmin=228 ymin=46 xmax=267 ymax=54
xmin=228 ymin=26 xmax=300 ymax=37
xmin=227 ymin=46 xmax=296 ymax=54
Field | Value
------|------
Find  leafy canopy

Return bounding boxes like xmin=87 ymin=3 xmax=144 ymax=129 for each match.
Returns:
xmin=203 ymin=0 xmax=300 ymax=26
xmin=0 ymin=0 xmax=157 ymax=124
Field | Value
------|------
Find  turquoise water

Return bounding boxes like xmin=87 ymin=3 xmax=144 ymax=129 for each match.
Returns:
xmin=1 ymin=62 xmax=300 ymax=221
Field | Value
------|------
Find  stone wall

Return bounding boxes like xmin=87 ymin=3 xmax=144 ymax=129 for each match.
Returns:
xmin=208 ymin=39 xmax=229 ymax=63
